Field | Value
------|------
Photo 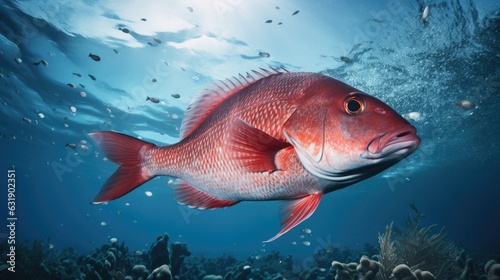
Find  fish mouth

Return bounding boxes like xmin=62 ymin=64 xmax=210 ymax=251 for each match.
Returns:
xmin=362 ymin=125 xmax=420 ymax=161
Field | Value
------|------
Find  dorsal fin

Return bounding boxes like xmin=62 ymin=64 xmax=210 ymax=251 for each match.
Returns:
xmin=180 ymin=67 xmax=288 ymax=139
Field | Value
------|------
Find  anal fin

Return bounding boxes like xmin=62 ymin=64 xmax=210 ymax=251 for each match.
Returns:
xmin=263 ymin=193 xmax=323 ymax=243
xmin=229 ymin=118 xmax=290 ymax=173
xmin=173 ymin=180 xmax=239 ymax=210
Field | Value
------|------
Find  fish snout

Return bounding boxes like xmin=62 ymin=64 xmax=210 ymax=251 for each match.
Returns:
xmin=363 ymin=125 xmax=420 ymax=160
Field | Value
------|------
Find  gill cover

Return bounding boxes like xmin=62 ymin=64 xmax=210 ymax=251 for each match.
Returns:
xmin=283 ymin=106 xmax=333 ymax=180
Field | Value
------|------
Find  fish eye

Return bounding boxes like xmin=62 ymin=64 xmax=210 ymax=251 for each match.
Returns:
xmin=344 ymin=96 xmax=364 ymax=115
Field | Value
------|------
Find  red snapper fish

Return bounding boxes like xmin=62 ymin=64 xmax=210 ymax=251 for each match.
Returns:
xmin=89 ymin=68 xmax=420 ymax=242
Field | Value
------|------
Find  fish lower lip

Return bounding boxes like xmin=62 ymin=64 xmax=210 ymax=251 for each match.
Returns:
xmin=363 ymin=125 xmax=420 ymax=159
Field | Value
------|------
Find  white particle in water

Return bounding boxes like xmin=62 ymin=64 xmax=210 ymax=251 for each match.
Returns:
xmin=403 ymin=111 xmax=421 ymax=121
xmin=422 ymin=6 xmax=430 ymax=22
xmin=145 ymin=191 xmax=153 ymax=197
xmin=69 ymin=106 xmax=77 ymax=113
xmin=302 ymin=228 xmax=312 ymax=234
xmin=38 ymin=113 xmax=45 ymax=119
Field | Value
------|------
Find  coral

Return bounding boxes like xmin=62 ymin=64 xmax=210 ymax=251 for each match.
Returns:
xmin=376 ymin=214 xmax=462 ymax=279
xmin=3 ymin=237 xmax=63 ymax=279
xmin=458 ymin=257 xmax=478 ymax=280
xmin=106 ymin=250 xmax=116 ymax=270
xmin=269 ymin=273 xmax=285 ymax=280
xmin=304 ymin=267 xmax=323 ymax=280
xmin=133 ymin=264 xmax=150 ymax=280
xmin=77 ymin=242 xmax=135 ymax=280
xmin=150 ymin=234 xmax=170 ymax=270
xmin=414 ymin=270 xmax=436 ymax=280
xmin=314 ymin=244 xmax=358 ymax=268
xmin=357 ymin=255 xmax=381 ymax=280
xmin=392 ymin=264 xmax=435 ymax=280
xmin=250 ymin=251 xmax=294 ymax=276
xmin=146 ymin=234 xmax=190 ymax=278
xmin=331 ymin=256 xmax=386 ymax=280
xmin=377 ymin=223 xmax=400 ymax=280
xmin=395 ymin=216 xmax=459 ymax=275
xmin=203 ymin=275 xmax=224 ymax=280
xmin=80 ymin=254 xmax=111 ymax=279
xmin=0 ymin=224 xmax=496 ymax=280
xmin=170 ymin=242 xmax=191 ymax=276
xmin=224 ymin=263 xmax=252 ymax=280
xmin=456 ymin=249 xmax=468 ymax=268
xmin=147 ymin=264 xmax=172 ymax=280
xmin=332 ymin=259 xmax=436 ymax=280
xmin=363 ymin=243 xmax=379 ymax=259
xmin=184 ymin=254 xmax=239 ymax=278
xmin=332 ymin=260 xmax=359 ymax=279
xmin=393 ymin=264 xmax=417 ymax=280
xmin=485 ymin=260 xmax=500 ymax=280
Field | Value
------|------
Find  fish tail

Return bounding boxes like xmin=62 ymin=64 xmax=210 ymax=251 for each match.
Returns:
xmin=88 ymin=131 xmax=157 ymax=203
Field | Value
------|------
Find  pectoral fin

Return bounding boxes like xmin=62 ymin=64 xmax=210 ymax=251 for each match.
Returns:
xmin=228 ymin=118 xmax=290 ymax=173
xmin=263 ymin=193 xmax=322 ymax=243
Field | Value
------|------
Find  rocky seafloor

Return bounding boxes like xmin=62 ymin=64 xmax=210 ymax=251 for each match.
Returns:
xmin=1 ymin=215 xmax=499 ymax=280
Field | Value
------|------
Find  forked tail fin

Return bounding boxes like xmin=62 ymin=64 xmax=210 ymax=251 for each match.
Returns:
xmin=88 ymin=131 xmax=157 ymax=203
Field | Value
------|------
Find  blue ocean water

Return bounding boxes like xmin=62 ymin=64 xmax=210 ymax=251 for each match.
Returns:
xmin=0 ymin=0 xmax=499 ymax=272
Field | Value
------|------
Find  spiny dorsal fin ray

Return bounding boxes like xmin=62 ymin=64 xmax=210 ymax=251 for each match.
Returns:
xmin=180 ymin=67 xmax=287 ymax=139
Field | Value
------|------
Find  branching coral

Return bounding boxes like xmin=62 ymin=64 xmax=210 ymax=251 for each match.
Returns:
xmin=377 ymin=223 xmax=400 ymax=280
xmin=375 ymin=214 xmax=463 ymax=280
xmin=394 ymin=215 xmax=462 ymax=279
